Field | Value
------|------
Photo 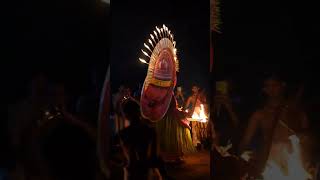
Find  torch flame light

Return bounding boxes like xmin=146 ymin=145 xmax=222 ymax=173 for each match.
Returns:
xmin=191 ymin=104 xmax=208 ymax=122
xmin=150 ymin=34 xmax=156 ymax=44
xmin=262 ymin=135 xmax=312 ymax=180
xmin=139 ymin=58 xmax=148 ymax=64
xmin=141 ymin=50 xmax=150 ymax=58
xmin=138 ymin=24 xmax=179 ymax=71
xmin=144 ymin=43 xmax=152 ymax=53
xmin=153 ymin=30 xmax=159 ymax=41
xmin=156 ymin=27 xmax=161 ymax=38
xmin=148 ymin=39 xmax=154 ymax=47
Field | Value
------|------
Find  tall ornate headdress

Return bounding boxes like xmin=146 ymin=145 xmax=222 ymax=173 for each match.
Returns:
xmin=139 ymin=24 xmax=179 ymax=122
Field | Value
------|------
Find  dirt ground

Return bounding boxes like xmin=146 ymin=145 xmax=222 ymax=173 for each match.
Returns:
xmin=167 ymin=150 xmax=211 ymax=180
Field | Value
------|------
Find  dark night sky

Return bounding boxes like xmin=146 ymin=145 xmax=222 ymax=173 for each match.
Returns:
xmin=6 ymin=0 xmax=110 ymax=102
xmin=110 ymin=0 xmax=210 ymax=95
xmin=4 ymin=0 xmax=110 ymax=166
xmin=214 ymin=0 xmax=320 ymax=102
xmin=213 ymin=0 xmax=320 ymax=133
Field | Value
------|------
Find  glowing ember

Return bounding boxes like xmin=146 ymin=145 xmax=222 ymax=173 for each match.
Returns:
xmin=190 ymin=104 xmax=208 ymax=122
xmin=262 ymin=135 xmax=312 ymax=180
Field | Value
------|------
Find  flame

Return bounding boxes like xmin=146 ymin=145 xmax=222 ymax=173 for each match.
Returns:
xmin=148 ymin=39 xmax=154 ymax=47
xmin=153 ymin=30 xmax=159 ymax=41
xmin=191 ymin=104 xmax=208 ymax=122
xmin=262 ymin=135 xmax=312 ymax=180
xmin=150 ymin=34 xmax=156 ymax=44
xmin=144 ymin=43 xmax=152 ymax=52
xmin=141 ymin=49 xmax=150 ymax=58
xmin=139 ymin=58 xmax=148 ymax=64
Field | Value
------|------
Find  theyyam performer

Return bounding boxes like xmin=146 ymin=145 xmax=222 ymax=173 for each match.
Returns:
xmin=139 ymin=24 xmax=195 ymax=162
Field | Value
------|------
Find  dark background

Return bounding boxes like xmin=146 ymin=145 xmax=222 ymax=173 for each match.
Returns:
xmin=4 ymin=0 xmax=320 ymax=170
xmin=213 ymin=0 xmax=320 ymax=140
xmin=4 ymin=0 xmax=110 ymax=167
xmin=214 ymin=0 xmax=320 ymax=97
xmin=110 ymin=0 xmax=211 ymax=96
xmin=6 ymin=0 xmax=110 ymax=103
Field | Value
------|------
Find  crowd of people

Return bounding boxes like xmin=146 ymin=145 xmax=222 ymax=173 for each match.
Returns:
xmin=212 ymin=73 xmax=317 ymax=179
xmin=108 ymin=83 xmax=212 ymax=179
xmin=7 ymin=72 xmax=103 ymax=180
xmin=5 ymin=70 xmax=319 ymax=180
xmin=110 ymin=71 xmax=316 ymax=179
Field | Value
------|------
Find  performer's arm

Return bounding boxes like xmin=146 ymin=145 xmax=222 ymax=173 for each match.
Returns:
xmin=238 ymin=112 xmax=260 ymax=154
xmin=184 ymin=97 xmax=192 ymax=110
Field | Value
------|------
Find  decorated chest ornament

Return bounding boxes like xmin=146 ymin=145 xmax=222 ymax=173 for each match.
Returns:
xmin=139 ymin=24 xmax=179 ymax=122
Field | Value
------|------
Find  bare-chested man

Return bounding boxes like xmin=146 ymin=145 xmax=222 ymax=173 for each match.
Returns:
xmin=238 ymin=74 xmax=309 ymax=177
xmin=185 ymin=85 xmax=202 ymax=147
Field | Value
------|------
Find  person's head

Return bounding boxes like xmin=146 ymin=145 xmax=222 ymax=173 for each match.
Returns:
xmin=262 ymin=74 xmax=286 ymax=99
xmin=122 ymin=99 xmax=141 ymax=125
xmin=192 ymin=85 xmax=200 ymax=94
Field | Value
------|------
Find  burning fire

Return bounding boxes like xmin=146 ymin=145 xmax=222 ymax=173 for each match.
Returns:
xmin=191 ymin=104 xmax=208 ymax=122
xmin=262 ymin=135 xmax=312 ymax=180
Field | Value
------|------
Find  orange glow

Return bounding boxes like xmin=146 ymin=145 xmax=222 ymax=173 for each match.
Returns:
xmin=190 ymin=104 xmax=208 ymax=122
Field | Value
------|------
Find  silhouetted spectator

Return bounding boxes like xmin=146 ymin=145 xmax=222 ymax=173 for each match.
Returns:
xmin=42 ymin=82 xmax=98 ymax=180
xmin=118 ymin=98 xmax=162 ymax=180
xmin=8 ymin=73 xmax=52 ymax=180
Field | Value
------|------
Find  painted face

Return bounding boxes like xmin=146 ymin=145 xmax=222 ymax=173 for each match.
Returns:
xmin=263 ymin=79 xmax=285 ymax=98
